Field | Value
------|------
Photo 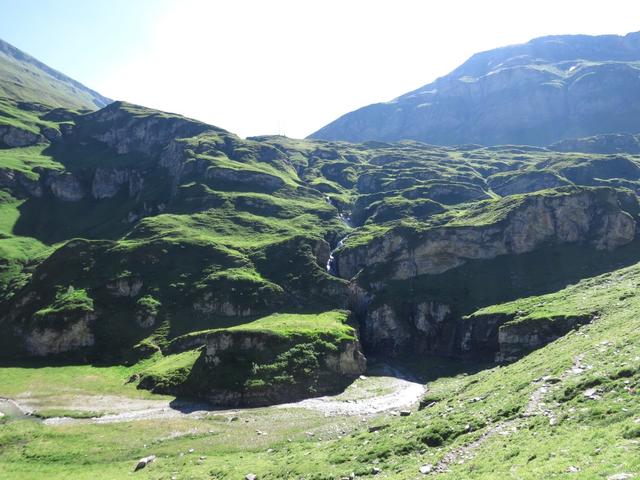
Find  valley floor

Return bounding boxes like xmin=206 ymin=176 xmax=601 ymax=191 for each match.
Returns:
xmin=0 ymin=360 xmax=427 ymax=479
xmin=2 ymin=266 xmax=640 ymax=479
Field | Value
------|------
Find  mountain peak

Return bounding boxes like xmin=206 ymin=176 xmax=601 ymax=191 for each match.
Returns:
xmin=310 ymin=31 xmax=640 ymax=146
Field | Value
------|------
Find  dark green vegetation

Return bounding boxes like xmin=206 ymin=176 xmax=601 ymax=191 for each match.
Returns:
xmin=3 ymin=96 xmax=640 ymax=395
xmin=138 ymin=311 xmax=365 ymax=406
xmin=311 ymin=31 xmax=640 ymax=146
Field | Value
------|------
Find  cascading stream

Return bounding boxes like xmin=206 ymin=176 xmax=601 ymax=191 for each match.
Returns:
xmin=325 ymin=196 xmax=353 ymax=276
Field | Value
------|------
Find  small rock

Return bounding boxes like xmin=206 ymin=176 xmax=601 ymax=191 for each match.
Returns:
xmin=419 ymin=464 xmax=433 ymax=474
xmin=359 ymin=375 xmax=367 ymax=380
xmin=199 ymin=456 xmax=206 ymax=461
xmin=372 ymin=466 xmax=381 ymax=475
xmin=607 ymin=474 xmax=633 ymax=480
xmin=245 ymin=474 xmax=257 ymax=480
xmin=134 ymin=455 xmax=156 ymax=471
xmin=188 ymin=448 xmax=194 ymax=453
xmin=399 ymin=410 xmax=411 ymax=417
xmin=567 ymin=466 xmax=580 ymax=473
xmin=368 ymin=424 xmax=388 ymax=433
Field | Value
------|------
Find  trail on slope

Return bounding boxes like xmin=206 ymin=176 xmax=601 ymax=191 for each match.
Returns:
xmin=431 ymin=355 xmax=589 ymax=474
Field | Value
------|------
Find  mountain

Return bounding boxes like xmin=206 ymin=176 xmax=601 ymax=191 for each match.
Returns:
xmin=310 ymin=31 xmax=640 ymax=146
xmin=0 ymin=39 xmax=638 ymax=479
xmin=0 ymin=38 xmax=110 ymax=110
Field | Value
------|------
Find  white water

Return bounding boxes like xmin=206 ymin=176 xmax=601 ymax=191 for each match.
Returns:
xmin=325 ymin=196 xmax=353 ymax=275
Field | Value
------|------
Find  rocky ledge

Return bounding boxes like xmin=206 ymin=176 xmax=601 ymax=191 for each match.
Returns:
xmin=137 ymin=311 xmax=366 ymax=406
xmin=337 ymin=187 xmax=638 ymax=281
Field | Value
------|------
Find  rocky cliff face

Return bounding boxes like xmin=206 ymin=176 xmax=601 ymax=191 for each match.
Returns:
xmin=138 ymin=321 xmax=366 ymax=407
xmin=199 ymin=331 xmax=365 ymax=406
xmin=310 ymin=31 xmax=640 ymax=146
xmin=77 ymin=101 xmax=212 ymax=156
xmin=337 ymin=187 xmax=639 ymax=357
xmin=0 ymin=124 xmax=43 ymax=148
xmin=338 ymin=188 xmax=637 ymax=281
xmin=23 ymin=313 xmax=96 ymax=357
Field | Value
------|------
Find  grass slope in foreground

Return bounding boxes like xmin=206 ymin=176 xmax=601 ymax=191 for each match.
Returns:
xmin=0 ymin=263 xmax=638 ymax=478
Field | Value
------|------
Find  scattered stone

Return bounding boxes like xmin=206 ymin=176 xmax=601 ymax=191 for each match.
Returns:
xmin=583 ymin=388 xmax=601 ymax=400
xmin=359 ymin=375 xmax=368 ymax=380
xmin=306 ymin=431 xmax=315 ymax=437
xmin=134 ymin=455 xmax=156 ymax=471
xmin=245 ymin=474 xmax=257 ymax=480
xmin=199 ymin=456 xmax=206 ymax=461
xmin=567 ymin=466 xmax=580 ymax=473
xmin=399 ymin=410 xmax=411 ymax=417
xmin=188 ymin=448 xmax=194 ymax=453
xmin=228 ymin=416 xmax=239 ymax=422
xmin=368 ymin=424 xmax=388 ymax=433
xmin=372 ymin=466 xmax=381 ymax=475
xmin=607 ymin=474 xmax=633 ymax=480
xmin=419 ymin=464 xmax=433 ymax=474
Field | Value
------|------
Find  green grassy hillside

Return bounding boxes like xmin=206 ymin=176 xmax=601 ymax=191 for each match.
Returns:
xmin=0 ymin=87 xmax=640 ymax=478
xmin=0 ymin=38 xmax=110 ymax=110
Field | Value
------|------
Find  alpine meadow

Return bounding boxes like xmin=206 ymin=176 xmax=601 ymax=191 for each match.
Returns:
xmin=0 ymin=6 xmax=639 ymax=480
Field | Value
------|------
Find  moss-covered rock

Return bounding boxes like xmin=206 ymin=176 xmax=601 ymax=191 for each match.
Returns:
xmin=137 ymin=311 xmax=366 ymax=406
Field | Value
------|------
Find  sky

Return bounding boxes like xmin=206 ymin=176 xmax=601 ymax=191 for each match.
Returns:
xmin=1 ymin=0 xmax=640 ymax=138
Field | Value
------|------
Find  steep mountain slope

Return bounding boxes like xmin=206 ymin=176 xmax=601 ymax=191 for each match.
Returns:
xmin=0 ymin=38 xmax=110 ymax=110
xmin=310 ymin=31 xmax=640 ymax=146
xmin=2 ymin=98 xmax=640 ymax=407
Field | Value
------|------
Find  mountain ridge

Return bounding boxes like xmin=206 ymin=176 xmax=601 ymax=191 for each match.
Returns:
xmin=0 ymin=38 xmax=111 ymax=110
xmin=310 ymin=31 xmax=640 ymax=146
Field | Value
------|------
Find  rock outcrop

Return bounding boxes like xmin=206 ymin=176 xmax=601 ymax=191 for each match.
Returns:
xmin=338 ymin=188 xmax=637 ymax=281
xmin=459 ymin=312 xmax=594 ymax=362
xmin=338 ymin=187 xmax=639 ymax=357
xmin=22 ymin=313 xmax=96 ymax=357
xmin=0 ymin=125 xmax=43 ymax=148
xmin=77 ymin=101 xmax=212 ymax=156
xmin=196 ymin=329 xmax=366 ymax=406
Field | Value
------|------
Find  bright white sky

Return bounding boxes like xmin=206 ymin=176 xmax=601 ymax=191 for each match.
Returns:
xmin=2 ymin=0 xmax=640 ymax=138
